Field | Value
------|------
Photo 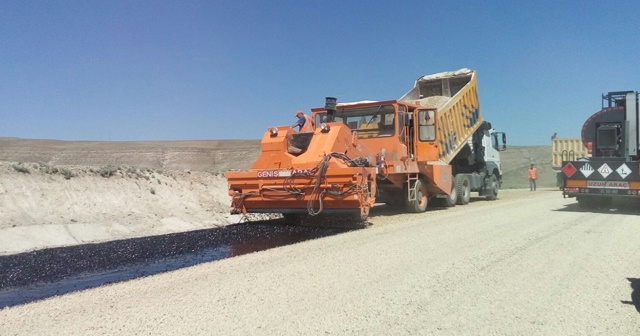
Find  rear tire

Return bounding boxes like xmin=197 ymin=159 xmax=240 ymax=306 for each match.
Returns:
xmin=439 ymin=181 xmax=457 ymax=207
xmin=455 ymin=174 xmax=471 ymax=205
xmin=486 ymin=174 xmax=499 ymax=200
xmin=405 ymin=178 xmax=429 ymax=213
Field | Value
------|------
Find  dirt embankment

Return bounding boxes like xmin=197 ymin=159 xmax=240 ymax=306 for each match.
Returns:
xmin=0 ymin=162 xmax=241 ymax=255
xmin=0 ymin=138 xmax=262 ymax=255
xmin=0 ymin=137 xmax=260 ymax=172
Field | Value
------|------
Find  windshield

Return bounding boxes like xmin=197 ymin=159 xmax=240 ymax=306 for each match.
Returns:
xmin=314 ymin=105 xmax=396 ymax=138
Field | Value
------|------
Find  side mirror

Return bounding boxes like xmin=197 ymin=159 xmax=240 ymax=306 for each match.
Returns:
xmin=501 ymin=133 xmax=507 ymax=150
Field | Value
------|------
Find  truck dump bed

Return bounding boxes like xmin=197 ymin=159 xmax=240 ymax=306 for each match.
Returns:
xmin=399 ymin=68 xmax=483 ymax=165
xmin=551 ymin=138 xmax=590 ymax=169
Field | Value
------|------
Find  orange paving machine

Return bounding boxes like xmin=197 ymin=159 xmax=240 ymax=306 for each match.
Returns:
xmin=225 ymin=113 xmax=378 ymax=222
xmin=226 ymin=69 xmax=506 ymax=223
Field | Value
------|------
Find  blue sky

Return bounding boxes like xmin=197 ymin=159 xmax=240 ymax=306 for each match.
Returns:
xmin=1 ymin=0 xmax=638 ymax=145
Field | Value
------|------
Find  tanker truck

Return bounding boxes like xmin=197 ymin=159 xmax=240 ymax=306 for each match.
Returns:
xmin=225 ymin=69 xmax=507 ymax=223
xmin=561 ymin=91 xmax=640 ymax=208
xmin=552 ymin=138 xmax=590 ymax=188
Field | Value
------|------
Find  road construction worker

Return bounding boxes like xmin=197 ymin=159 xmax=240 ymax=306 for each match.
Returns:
xmin=528 ymin=163 xmax=538 ymax=191
xmin=291 ymin=110 xmax=314 ymax=132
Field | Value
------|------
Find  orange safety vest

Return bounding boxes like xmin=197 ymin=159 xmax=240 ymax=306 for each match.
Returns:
xmin=528 ymin=167 xmax=537 ymax=179
xmin=299 ymin=114 xmax=314 ymax=132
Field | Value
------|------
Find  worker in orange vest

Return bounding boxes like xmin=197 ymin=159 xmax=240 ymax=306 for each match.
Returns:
xmin=291 ymin=110 xmax=314 ymax=133
xmin=528 ymin=163 xmax=538 ymax=191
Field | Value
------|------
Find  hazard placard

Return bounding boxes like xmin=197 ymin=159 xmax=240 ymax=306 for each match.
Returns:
xmin=562 ymin=163 xmax=577 ymax=178
xmin=597 ymin=163 xmax=612 ymax=178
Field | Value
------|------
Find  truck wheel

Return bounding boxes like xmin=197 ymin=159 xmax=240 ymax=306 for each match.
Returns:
xmin=405 ymin=178 xmax=428 ymax=213
xmin=455 ymin=174 xmax=471 ymax=205
xmin=439 ymin=182 xmax=457 ymax=207
xmin=486 ymin=174 xmax=499 ymax=200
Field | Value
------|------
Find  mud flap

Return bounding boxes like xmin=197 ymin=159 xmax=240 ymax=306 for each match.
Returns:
xmin=423 ymin=164 xmax=452 ymax=195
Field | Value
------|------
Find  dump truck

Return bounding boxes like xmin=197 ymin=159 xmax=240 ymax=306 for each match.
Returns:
xmin=552 ymin=138 xmax=590 ymax=188
xmin=561 ymin=91 xmax=640 ymax=208
xmin=225 ymin=69 xmax=507 ymax=223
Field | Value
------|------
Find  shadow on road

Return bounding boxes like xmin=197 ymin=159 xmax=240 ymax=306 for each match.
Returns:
xmin=621 ymin=278 xmax=640 ymax=314
xmin=0 ymin=221 xmax=353 ymax=309
xmin=553 ymin=198 xmax=640 ymax=215
xmin=368 ymin=196 xmax=490 ymax=219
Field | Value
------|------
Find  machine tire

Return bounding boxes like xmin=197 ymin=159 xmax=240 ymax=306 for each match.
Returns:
xmin=405 ymin=178 xmax=428 ymax=213
xmin=455 ymin=174 xmax=471 ymax=205
xmin=486 ymin=174 xmax=499 ymax=200
xmin=439 ymin=181 xmax=457 ymax=207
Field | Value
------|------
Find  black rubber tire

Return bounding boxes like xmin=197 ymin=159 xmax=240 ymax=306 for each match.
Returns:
xmin=439 ymin=181 xmax=457 ymax=207
xmin=405 ymin=178 xmax=429 ymax=213
xmin=455 ymin=174 xmax=471 ymax=205
xmin=486 ymin=174 xmax=499 ymax=200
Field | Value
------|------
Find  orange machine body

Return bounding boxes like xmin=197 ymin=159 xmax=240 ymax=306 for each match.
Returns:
xmin=225 ymin=123 xmax=377 ymax=217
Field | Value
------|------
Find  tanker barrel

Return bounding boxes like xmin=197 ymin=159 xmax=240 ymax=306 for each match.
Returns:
xmin=325 ymin=97 xmax=337 ymax=122
xmin=581 ymin=103 xmax=626 ymax=158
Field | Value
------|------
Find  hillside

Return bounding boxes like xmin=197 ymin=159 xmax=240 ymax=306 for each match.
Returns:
xmin=0 ymin=137 xmax=261 ymax=173
xmin=0 ymin=138 xmax=554 ymax=188
xmin=501 ymin=145 xmax=555 ymax=189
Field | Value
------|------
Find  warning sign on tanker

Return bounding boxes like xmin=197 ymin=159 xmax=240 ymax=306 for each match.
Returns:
xmin=597 ymin=163 xmax=612 ymax=178
xmin=616 ymin=163 xmax=631 ymax=179
xmin=579 ymin=163 xmax=594 ymax=178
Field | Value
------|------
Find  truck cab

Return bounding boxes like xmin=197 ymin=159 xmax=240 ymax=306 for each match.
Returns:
xmin=312 ymin=97 xmax=506 ymax=208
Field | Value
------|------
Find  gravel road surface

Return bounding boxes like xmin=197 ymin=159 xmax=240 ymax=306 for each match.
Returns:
xmin=1 ymin=190 xmax=639 ymax=335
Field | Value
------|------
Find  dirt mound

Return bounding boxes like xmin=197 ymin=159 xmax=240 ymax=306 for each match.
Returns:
xmin=0 ymin=138 xmax=266 ymax=255
xmin=0 ymin=162 xmax=246 ymax=254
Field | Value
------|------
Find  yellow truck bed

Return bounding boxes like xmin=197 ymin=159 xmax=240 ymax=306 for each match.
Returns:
xmin=552 ymin=138 xmax=590 ymax=169
xmin=399 ymin=68 xmax=483 ymax=165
